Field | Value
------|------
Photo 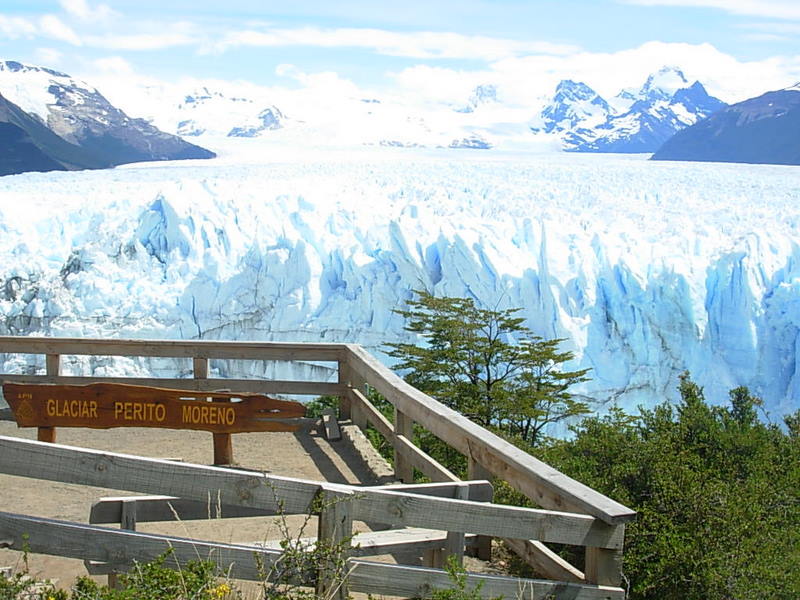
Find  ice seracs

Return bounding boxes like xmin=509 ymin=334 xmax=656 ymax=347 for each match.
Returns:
xmin=0 ymin=151 xmax=798 ymax=420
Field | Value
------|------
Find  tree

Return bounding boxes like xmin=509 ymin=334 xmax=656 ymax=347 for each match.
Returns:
xmin=541 ymin=373 xmax=800 ymax=600
xmin=386 ymin=290 xmax=589 ymax=448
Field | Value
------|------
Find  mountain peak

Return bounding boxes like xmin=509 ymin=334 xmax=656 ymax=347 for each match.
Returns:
xmin=531 ymin=80 xmax=611 ymax=135
xmin=0 ymin=59 xmax=70 ymax=79
xmin=554 ymin=79 xmax=599 ymax=102
xmin=536 ymin=67 xmax=726 ymax=153
xmin=640 ymin=66 xmax=689 ymax=100
xmin=455 ymin=84 xmax=498 ymax=113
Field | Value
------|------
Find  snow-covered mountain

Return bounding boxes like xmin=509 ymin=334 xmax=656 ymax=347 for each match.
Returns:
xmin=170 ymin=87 xmax=287 ymax=138
xmin=0 ymin=151 xmax=798 ymax=422
xmin=455 ymin=84 xmax=499 ymax=113
xmin=0 ymin=60 xmax=214 ymax=175
xmin=530 ymin=80 xmax=611 ymax=134
xmin=532 ymin=67 xmax=727 ymax=153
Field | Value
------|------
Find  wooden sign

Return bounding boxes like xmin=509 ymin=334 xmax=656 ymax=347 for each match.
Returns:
xmin=3 ymin=382 xmax=306 ymax=434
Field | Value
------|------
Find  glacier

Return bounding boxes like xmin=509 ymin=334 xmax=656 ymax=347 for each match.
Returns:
xmin=0 ymin=147 xmax=798 ymax=419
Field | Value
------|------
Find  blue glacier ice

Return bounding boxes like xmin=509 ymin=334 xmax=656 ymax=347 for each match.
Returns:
xmin=0 ymin=150 xmax=798 ymax=419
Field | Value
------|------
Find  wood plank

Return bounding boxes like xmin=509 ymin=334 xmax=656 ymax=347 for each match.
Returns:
xmin=3 ymin=382 xmax=306 ymax=434
xmin=394 ymin=435 xmax=459 ymax=483
xmin=504 ymin=538 xmax=585 ymax=584
xmin=257 ymin=528 xmax=479 ymax=556
xmin=379 ymin=481 xmax=493 ymax=500
xmin=322 ymin=410 xmax=341 ymax=441
xmin=394 ymin=408 xmax=414 ymax=483
xmin=348 ymin=488 xmax=624 ymax=549
xmin=0 ymin=435 xmax=321 ymax=515
xmin=88 ymin=484 xmax=493 ymax=525
xmin=89 ymin=496 xmax=285 ymax=524
xmin=0 ymin=436 xmax=623 ymax=549
xmin=0 ymin=511 xmax=284 ymax=582
xmin=0 ymin=336 xmax=347 ymax=361
xmin=350 ymin=389 xmax=457 ymax=483
xmin=347 ymin=559 xmax=625 ymax=600
xmin=350 ymin=388 xmax=393 ymax=439
xmin=344 ymin=345 xmax=636 ymax=525
xmin=0 ymin=375 xmax=342 ymax=396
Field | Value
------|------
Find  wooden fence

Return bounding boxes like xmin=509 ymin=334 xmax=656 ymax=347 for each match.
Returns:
xmin=0 ymin=336 xmax=636 ymax=598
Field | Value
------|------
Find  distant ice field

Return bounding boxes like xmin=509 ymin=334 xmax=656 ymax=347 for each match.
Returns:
xmin=1 ymin=149 xmax=798 ymax=417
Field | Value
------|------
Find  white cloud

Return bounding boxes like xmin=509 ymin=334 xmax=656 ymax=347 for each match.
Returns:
xmin=86 ymin=31 xmax=197 ymax=51
xmin=391 ymin=65 xmax=489 ymax=105
xmin=391 ymin=41 xmax=800 ymax=107
xmin=275 ymin=63 xmax=363 ymax=97
xmin=35 ymin=47 xmax=64 ymax=65
xmin=59 ymin=0 xmax=116 ymax=22
xmin=208 ymin=26 xmax=578 ymax=60
xmin=38 ymin=14 xmax=82 ymax=46
xmin=84 ymin=21 xmax=199 ymax=51
xmin=0 ymin=14 xmax=37 ymax=39
xmin=740 ymin=21 xmax=800 ymax=35
xmin=91 ymin=56 xmax=135 ymax=74
xmin=622 ymin=0 xmax=800 ymax=21
xmin=743 ymin=32 xmax=792 ymax=42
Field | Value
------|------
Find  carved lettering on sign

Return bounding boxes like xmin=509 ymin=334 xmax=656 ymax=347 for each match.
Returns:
xmin=3 ymin=382 xmax=305 ymax=434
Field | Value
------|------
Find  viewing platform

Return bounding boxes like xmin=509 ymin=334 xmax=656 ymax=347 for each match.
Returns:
xmin=0 ymin=336 xmax=635 ymax=599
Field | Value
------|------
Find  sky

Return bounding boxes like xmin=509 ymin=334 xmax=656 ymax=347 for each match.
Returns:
xmin=1 ymin=0 xmax=800 ymax=112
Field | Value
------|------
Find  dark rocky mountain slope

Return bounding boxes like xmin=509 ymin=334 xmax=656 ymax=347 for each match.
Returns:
xmin=652 ymin=85 xmax=800 ymax=165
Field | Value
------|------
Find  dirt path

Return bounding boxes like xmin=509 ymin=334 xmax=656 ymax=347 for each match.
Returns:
xmin=0 ymin=421 xmax=383 ymax=588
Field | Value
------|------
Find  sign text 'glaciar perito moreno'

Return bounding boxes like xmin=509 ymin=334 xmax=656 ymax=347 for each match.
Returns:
xmin=5 ymin=382 xmax=305 ymax=434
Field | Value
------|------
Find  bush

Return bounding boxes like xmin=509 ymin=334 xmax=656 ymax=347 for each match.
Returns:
xmin=540 ymin=374 xmax=800 ymax=600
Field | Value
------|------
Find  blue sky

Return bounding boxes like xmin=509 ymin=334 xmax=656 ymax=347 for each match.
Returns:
xmin=1 ymin=0 xmax=799 ymax=105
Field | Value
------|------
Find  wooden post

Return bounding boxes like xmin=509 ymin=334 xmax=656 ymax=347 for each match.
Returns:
xmin=338 ymin=360 xmax=351 ymax=420
xmin=468 ymin=479 xmax=494 ymax=561
xmin=194 ymin=358 xmax=232 ymax=466
xmin=38 ymin=355 xmax=60 ymax=443
xmin=351 ymin=393 xmax=367 ymax=430
xmin=585 ymin=527 xmax=624 ymax=587
xmin=442 ymin=483 xmax=470 ymax=567
xmin=467 ymin=456 xmax=493 ymax=481
xmin=108 ymin=499 xmax=138 ymax=589
xmin=315 ymin=489 xmax=353 ymax=600
xmin=394 ymin=408 xmax=414 ymax=483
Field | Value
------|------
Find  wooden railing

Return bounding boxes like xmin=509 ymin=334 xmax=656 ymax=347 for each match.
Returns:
xmin=0 ymin=336 xmax=636 ymax=598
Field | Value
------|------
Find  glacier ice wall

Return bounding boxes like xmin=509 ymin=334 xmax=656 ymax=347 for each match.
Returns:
xmin=0 ymin=151 xmax=799 ymax=417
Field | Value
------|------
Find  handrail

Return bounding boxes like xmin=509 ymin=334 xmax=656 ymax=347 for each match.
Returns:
xmin=0 ymin=335 xmax=345 ymax=361
xmin=0 ymin=335 xmax=635 ymax=523
xmin=0 ymin=335 xmax=635 ymax=590
xmin=343 ymin=344 xmax=635 ymax=525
